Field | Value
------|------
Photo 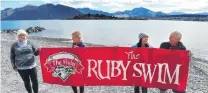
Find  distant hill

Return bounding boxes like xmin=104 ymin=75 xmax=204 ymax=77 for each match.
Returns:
xmin=155 ymin=11 xmax=167 ymax=16
xmin=113 ymin=7 xmax=159 ymax=17
xmin=77 ymin=7 xmax=167 ymax=17
xmin=1 ymin=4 xmax=83 ymax=20
xmin=77 ymin=8 xmax=112 ymax=16
xmin=167 ymin=12 xmax=186 ymax=15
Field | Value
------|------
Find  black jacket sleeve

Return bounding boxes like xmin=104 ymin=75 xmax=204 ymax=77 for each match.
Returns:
xmin=10 ymin=43 xmax=16 ymax=69
xmin=160 ymin=42 xmax=169 ymax=49
xmin=179 ymin=42 xmax=186 ymax=50
xmin=30 ymin=41 xmax=39 ymax=56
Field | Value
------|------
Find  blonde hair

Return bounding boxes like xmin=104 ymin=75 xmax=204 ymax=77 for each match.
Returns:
xmin=17 ymin=29 xmax=28 ymax=36
xmin=72 ymin=31 xmax=81 ymax=38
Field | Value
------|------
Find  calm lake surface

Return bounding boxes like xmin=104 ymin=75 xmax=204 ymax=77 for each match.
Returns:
xmin=1 ymin=20 xmax=208 ymax=58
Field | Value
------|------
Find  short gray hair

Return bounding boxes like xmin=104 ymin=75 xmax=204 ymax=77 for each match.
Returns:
xmin=171 ymin=31 xmax=182 ymax=40
xmin=72 ymin=31 xmax=81 ymax=38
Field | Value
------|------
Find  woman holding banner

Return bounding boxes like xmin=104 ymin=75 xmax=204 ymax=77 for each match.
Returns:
xmin=70 ymin=31 xmax=85 ymax=93
xmin=10 ymin=29 xmax=39 ymax=93
xmin=132 ymin=33 xmax=151 ymax=93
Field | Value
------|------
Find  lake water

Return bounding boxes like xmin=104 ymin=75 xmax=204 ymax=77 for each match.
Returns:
xmin=1 ymin=20 xmax=208 ymax=59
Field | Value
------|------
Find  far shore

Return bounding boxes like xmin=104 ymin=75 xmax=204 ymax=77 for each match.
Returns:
xmin=1 ymin=18 xmax=208 ymax=22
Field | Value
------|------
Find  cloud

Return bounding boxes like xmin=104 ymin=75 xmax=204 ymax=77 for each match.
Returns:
xmin=110 ymin=8 xmax=125 ymax=12
xmin=42 ymin=0 xmax=55 ymax=3
xmin=102 ymin=3 xmax=123 ymax=8
xmin=59 ymin=0 xmax=98 ymax=9
xmin=4 ymin=0 xmax=208 ymax=13
xmin=163 ymin=0 xmax=208 ymax=13
xmin=119 ymin=0 xmax=208 ymax=13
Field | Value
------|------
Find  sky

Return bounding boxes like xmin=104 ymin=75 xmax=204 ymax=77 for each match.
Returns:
xmin=1 ymin=0 xmax=208 ymax=13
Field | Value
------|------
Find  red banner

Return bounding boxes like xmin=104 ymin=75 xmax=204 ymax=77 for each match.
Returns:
xmin=39 ymin=47 xmax=190 ymax=91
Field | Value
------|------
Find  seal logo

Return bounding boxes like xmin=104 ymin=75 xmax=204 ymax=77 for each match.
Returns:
xmin=44 ymin=52 xmax=84 ymax=81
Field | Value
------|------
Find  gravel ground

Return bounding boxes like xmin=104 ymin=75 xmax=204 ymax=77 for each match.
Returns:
xmin=1 ymin=33 xmax=208 ymax=93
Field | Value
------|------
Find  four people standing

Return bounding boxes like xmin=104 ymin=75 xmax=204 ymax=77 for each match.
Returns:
xmin=10 ymin=30 xmax=189 ymax=93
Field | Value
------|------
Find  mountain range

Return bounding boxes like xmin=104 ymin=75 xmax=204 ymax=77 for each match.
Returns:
xmin=77 ymin=8 xmax=112 ymax=16
xmin=1 ymin=4 xmax=82 ymax=20
xmin=1 ymin=3 xmax=208 ymax=20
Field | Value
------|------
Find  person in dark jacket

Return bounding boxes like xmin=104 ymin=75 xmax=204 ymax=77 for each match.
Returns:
xmin=159 ymin=31 xmax=186 ymax=93
xmin=10 ymin=29 xmax=39 ymax=93
xmin=132 ymin=33 xmax=150 ymax=93
xmin=71 ymin=31 xmax=85 ymax=93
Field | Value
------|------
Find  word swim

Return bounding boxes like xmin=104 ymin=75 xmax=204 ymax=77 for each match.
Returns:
xmin=87 ymin=60 xmax=182 ymax=85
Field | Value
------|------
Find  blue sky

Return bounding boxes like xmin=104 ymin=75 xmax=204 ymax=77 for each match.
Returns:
xmin=1 ymin=0 xmax=208 ymax=13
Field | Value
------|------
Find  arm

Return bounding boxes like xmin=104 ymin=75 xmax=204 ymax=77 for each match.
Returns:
xmin=180 ymin=43 xmax=191 ymax=57
xmin=159 ymin=43 xmax=165 ymax=49
xmin=160 ymin=42 xmax=169 ymax=49
xmin=79 ymin=42 xmax=86 ymax=47
xmin=10 ymin=44 xmax=16 ymax=70
xmin=31 ymin=42 xmax=39 ymax=56
xmin=80 ymin=44 xmax=85 ymax=47
xmin=181 ymin=44 xmax=186 ymax=50
xmin=182 ymin=47 xmax=186 ymax=50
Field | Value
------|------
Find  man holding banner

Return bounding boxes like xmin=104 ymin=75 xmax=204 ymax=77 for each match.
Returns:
xmin=159 ymin=31 xmax=188 ymax=93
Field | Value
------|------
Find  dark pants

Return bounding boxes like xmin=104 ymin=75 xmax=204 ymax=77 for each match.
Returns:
xmin=134 ymin=86 xmax=147 ymax=93
xmin=160 ymin=89 xmax=186 ymax=93
xmin=18 ymin=67 xmax=38 ymax=93
xmin=71 ymin=86 xmax=84 ymax=93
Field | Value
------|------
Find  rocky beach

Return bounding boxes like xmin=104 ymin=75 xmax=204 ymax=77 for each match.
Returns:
xmin=1 ymin=33 xmax=208 ymax=93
